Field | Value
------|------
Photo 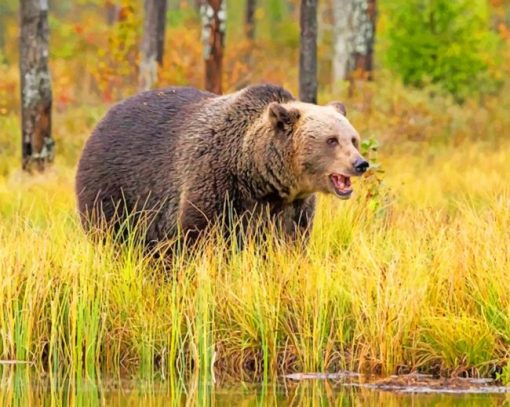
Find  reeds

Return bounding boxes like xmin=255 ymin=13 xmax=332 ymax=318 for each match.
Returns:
xmin=0 ymin=139 xmax=509 ymax=381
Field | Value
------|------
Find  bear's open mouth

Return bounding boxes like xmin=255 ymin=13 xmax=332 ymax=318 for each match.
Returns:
xmin=329 ymin=173 xmax=353 ymax=198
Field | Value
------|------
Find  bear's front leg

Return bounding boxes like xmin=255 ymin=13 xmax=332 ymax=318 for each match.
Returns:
xmin=177 ymin=188 xmax=215 ymax=246
xmin=280 ymin=195 xmax=316 ymax=244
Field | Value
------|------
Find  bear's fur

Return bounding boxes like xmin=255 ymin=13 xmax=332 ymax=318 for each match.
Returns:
xmin=76 ymin=84 xmax=366 ymax=247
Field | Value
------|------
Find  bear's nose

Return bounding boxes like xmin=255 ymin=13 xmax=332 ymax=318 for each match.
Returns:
xmin=353 ymin=158 xmax=369 ymax=174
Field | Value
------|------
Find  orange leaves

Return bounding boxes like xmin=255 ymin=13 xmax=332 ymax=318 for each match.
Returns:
xmin=91 ymin=0 xmax=141 ymax=102
xmin=74 ymin=24 xmax=84 ymax=35
xmin=159 ymin=25 xmax=204 ymax=88
xmin=499 ymin=22 xmax=510 ymax=40
xmin=156 ymin=23 xmax=300 ymax=94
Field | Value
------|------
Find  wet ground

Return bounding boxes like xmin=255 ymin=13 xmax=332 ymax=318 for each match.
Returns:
xmin=1 ymin=366 xmax=509 ymax=406
xmin=285 ymin=371 xmax=510 ymax=393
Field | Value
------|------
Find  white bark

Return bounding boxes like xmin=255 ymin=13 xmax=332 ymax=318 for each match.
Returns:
xmin=201 ymin=0 xmax=226 ymax=94
xmin=351 ymin=0 xmax=373 ymax=56
xmin=332 ymin=0 xmax=352 ymax=86
xmin=20 ymin=0 xmax=54 ymax=171
xmin=350 ymin=0 xmax=376 ymax=76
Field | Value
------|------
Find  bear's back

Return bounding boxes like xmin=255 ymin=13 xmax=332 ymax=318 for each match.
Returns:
xmin=75 ymin=86 xmax=216 ymax=238
xmin=75 ymin=84 xmax=296 ymax=245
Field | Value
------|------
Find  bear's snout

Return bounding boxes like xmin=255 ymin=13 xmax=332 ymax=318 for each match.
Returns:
xmin=353 ymin=158 xmax=369 ymax=175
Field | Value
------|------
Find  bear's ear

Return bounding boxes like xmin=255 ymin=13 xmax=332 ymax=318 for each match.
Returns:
xmin=268 ymin=102 xmax=300 ymax=135
xmin=328 ymin=101 xmax=347 ymax=116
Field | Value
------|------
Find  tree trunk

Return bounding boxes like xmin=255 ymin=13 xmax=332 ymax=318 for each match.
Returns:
xmin=156 ymin=0 xmax=167 ymax=64
xmin=245 ymin=0 xmax=256 ymax=41
xmin=331 ymin=0 xmax=352 ymax=87
xmin=201 ymin=0 xmax=226 ymax=94
xmin=105 ymin=0 xmax=119 ymax=25
xmin=299 ymin=0 xmax=318 ymax=103
xmin=139 ymin=0 xmax=167 ymax=91
xmin=192 ymin=0 xmax=202 ymax=11
xmin=349 ymin=0 xmax=376 ymax=80
xmin=0 ymin=5 xmax=6 ymax=62
xmin=20 ymin=0 xmax=53 ymax=172
xmin=0 ymin=24 xmax=5 ymax=62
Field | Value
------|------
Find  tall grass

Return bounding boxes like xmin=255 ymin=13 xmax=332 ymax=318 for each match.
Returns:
xmin=0 ymin=0 xmax=509 ymax=387
xmin=0 ymin=133 xmax=509 ymax=381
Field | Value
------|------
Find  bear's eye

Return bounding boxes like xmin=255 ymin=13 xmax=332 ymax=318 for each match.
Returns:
xmin=326 ymin=137 xmax=339 ymax=147
xmin=352 ymin=137 xmax=359 ymax=148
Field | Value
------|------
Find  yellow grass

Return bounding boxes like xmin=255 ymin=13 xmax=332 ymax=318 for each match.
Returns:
xmin=1 ymin=100 xmax=509 ymax=381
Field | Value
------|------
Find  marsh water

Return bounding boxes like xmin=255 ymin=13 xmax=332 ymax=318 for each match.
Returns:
xmin=1 ymin=367 xmax=509 ymax=406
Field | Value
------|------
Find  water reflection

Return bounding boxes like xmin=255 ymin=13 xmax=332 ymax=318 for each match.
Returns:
xmin=1 ymin=365 xmax=509 ymax=406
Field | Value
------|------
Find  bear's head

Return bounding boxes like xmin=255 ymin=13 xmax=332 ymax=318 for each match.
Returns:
xmin=267 ymin=101 xmax=369 ymax=200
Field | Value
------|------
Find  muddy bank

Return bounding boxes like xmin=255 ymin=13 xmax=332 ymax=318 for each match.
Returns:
xmin=284 ymin=372 xmax=510 ymax=394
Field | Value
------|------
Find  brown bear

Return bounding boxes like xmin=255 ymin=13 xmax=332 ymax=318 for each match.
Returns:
xmin=75 ymin=84 xmax=368 ymax=248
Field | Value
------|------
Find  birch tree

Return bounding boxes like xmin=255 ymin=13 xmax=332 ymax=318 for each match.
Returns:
xmin=350 ymin=0 xmax=376 ymax=79
xmin=139 ymin=0 xmax=168 ymax=91
xmin=201 ymin=0 xmax=226 ymax=94
xmin=299 ymin=0 xmax=318 ymax=103
xmin=331 ymin=0 xmax=352 ymax=87
xmin=20 ymin=0 xmax=54 ymax=172
xmin=331 ymin=0 xmax=376 ymax=86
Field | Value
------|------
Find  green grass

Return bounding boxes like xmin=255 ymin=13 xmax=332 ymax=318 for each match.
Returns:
xmin=0 ymin=127 xmax=509 ymax=381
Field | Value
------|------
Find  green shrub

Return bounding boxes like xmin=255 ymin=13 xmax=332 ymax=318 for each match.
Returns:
xmin=381 ymin=0 xmax=503 ymax=101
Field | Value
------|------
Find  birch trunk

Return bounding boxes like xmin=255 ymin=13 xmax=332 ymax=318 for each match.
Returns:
xmin=331 ymin=0 xmax=352 ymax=87
xmin=350 ymin=0 xmax=376 ymax=79
xmin=20 ymin=0 xmax=54 ymax=172
xmin=201 ymin=0 xmax=226 ymax=94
